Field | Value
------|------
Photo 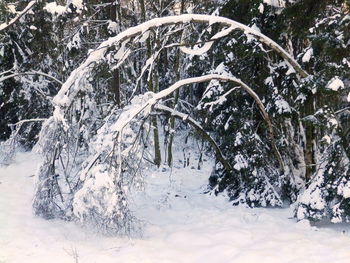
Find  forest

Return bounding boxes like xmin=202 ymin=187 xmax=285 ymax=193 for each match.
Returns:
xmin=0 ymin=0 xmax=350 ymax=253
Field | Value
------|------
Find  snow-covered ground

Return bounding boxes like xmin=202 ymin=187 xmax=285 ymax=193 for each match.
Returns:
xmin=1 ymin=152 xmax=350 ymax=263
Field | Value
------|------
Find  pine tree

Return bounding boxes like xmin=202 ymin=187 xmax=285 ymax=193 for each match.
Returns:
xmin=295 ymin=0 xmax=350 ymax=222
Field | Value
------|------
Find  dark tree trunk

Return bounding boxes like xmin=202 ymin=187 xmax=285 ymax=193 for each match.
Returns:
xmin=108 ymin=0 xmax=121 ymax=106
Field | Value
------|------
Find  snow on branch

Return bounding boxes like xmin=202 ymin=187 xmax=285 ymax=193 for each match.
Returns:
xmin=54 ymin=14 xmax=308 ymax=121
xmin=0 ymin=118 xmax=46 ymax=166
xmin=0 ymin=1 xmax=36 ymax=32
xmin=0 ymin=71 xmax=63 ymax=85
xmin=7 ymin=118 xmax=47 ymax=147
xmin=100 ymin=74 xmax=283 ymax=173
xmin=0 ymin=71 xmax=62 ymax=100
xmin=179 ymin=40 xmax=214 ymax=56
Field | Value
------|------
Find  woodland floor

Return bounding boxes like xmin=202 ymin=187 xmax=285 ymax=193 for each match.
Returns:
xmin=1 ymin=151 xmax=350 ymax=263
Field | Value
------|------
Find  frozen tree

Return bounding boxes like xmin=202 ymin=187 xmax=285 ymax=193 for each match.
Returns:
xmin=32 ymin=12 xmax=310 ymax=234
xmin=294 ymin=1 xmax=350 ymax=222
xmin=1 ymin=0 xmax=348 ymax=232
xmin=0 ymin=0 xmax=128 ymax=161
xmin=196 ymin=0 xmax=349 ymax=211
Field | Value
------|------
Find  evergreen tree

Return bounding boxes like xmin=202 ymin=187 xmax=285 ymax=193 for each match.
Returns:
xmin=1 ymin=0 xmax=349 ymax=233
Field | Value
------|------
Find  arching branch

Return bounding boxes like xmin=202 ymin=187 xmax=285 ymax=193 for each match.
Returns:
xmin=54 ymin=14 xmax=308 ymax=112
xmin=105 ymin=74 xmax=284 ymax=171
xmin=8 ymin=118 xmax=47 ymax=138
xmin=0 ymin=71 xmax=63 ymax=85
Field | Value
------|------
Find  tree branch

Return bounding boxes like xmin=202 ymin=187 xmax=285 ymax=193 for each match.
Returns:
xmin=0 ymin=1 xmax=36 ymax=32
xmin=8 ymin=118 xmax=47 ymax=139
xmin=0 ymin=71 xmax=63 ymax=85
xmin=55 ymin=14 xmax=309 ymax=110
xmin=107 ymin=74 xmax=284 ymax=171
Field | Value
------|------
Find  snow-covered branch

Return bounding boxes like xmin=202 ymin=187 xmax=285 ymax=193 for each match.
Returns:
xmin=9 ymin=118 xmax=47 ymax=128
xmin=8 ymin=118 xmax=47 ymax=138
xmin=0 ymin=71 xmax=63 ymax=85
xmin=0 ymin=71 xmax=62 ymax=99
xmin=104 ymin=74 xmax=283 ymax=171
xmin=0 ymin=1 xmax=36 ymax=32
xmin=54 ymin=14 xmax=308 ymax=115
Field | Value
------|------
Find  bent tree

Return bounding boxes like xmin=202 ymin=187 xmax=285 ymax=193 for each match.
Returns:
xmin=32 ymin=13 xmax=349 ymax=234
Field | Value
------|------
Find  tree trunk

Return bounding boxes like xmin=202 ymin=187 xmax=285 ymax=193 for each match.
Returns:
xmin=167 ymin=0 xmax=185 ymax=167
xmin=303 ymin=94 xmax=316 ymax=182
xmin=139 ymin=0 xmax=161 ymax=166
xmin=108 ymin=0 xmax=121 ymax=106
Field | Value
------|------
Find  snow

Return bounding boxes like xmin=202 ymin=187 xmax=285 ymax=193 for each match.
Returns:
xmin=302 ymin=48 xmax=313 ymax=63
xmin=251 ymin=23 xmax=261 ymax=33
xmin=1 ymin=152 xmax=350 ymax=262
xmin=327 ymin=77 xmax=344 ymax=91
xmin=67 ymin=32 xmax=82 ymax=51
xmin=265 ymin=76 xmax=274 ymax=85
xmin=44 ymin=2 xmax=66 ymax=16
xmin=179 ymin=41 xmax=214 ymax=56
xmin=259 ymin=3 xmax=265 ymax=14
xmin=7 ymin=5 xmax=16 ymax=14
xmin=139 ymin=31 xmax=150 ymax=43
xmin=211 ymin=26 xmax=235 ymax=40
xmin=53 ymin=14 xmax=307 ymax=116
xmin=328 ymin=117 xmax=338 ymax=127
xmin=233 ymin=154 xmax=248 ymax=170
xmin=234 ymin=132 xmax=243 ymax=146
xmin=72 ymin=0 xmax=84 ymax=9
xmin=337 ymin=181 xmax=350 ymax=199
xmin=73 ymin=165 xmax=120 ymax=222
xmin=343 ymin=184 xmax=350 ymax=199
xmin=275 ymin=97 xmax=292 ymax=114
xmin=107 ymin=21 xmax=118 ymax=34
xmin=322 ymin=135 xmax=331 ymax=144
xmin=286 ymin=62 xmax=297 ymax=75
xmin=263 ymin=0 xmax=286 ymax=8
